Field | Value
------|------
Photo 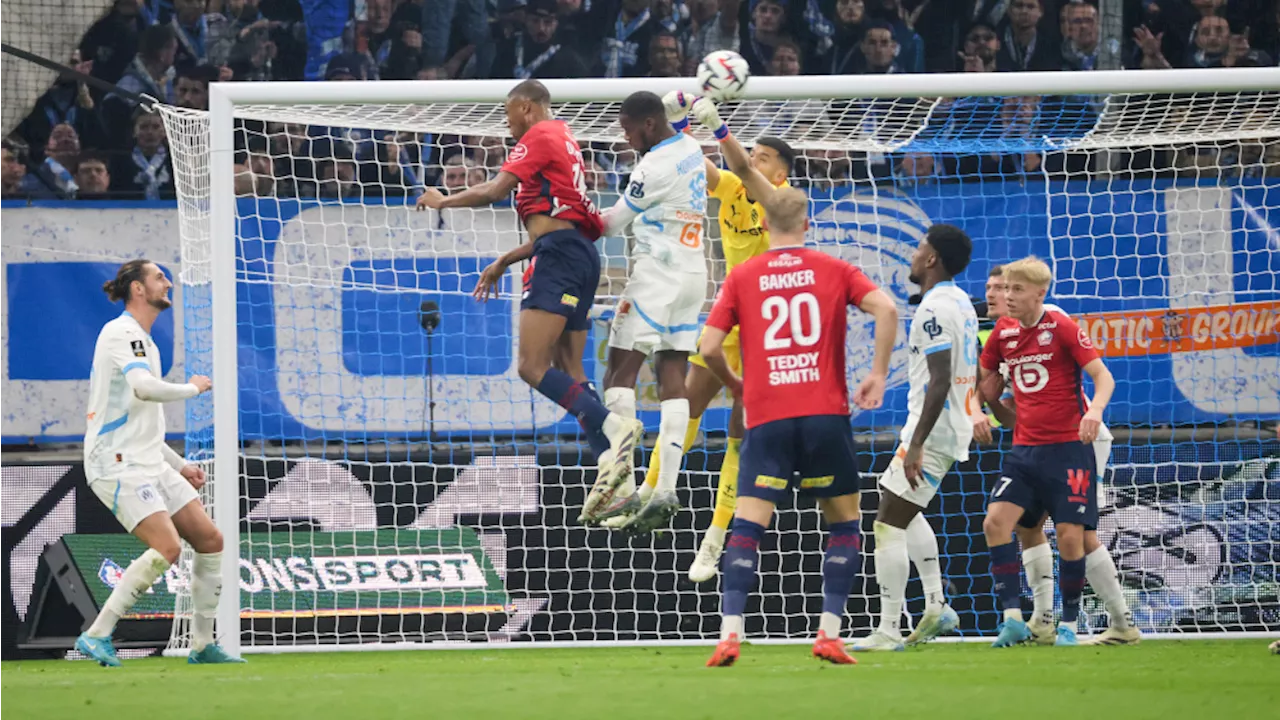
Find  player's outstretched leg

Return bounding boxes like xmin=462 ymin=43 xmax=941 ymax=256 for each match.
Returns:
xmin=591 ymin=386 xmax=643 ymax=523
xmin=1018 ymin=521 xmax=1057 ymax=646
xmin=1080 ymin=539 xmax=1141 ymax=645
xmin=172 ymin=503 xmax=246 ymax=664
xmin=690 ymin=390 xmax=743 ymax=582
xmin=986 ymin=502 xmax=1032 ymax=647
xmin=708 ymin=515 xmax=766 ymax=667
xmin=77 ymin=515 xmax=180 ymax=667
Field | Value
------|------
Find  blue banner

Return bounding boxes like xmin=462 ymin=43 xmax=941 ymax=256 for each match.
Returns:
xmin=3 ymin=179 xmax=1278 ymax=443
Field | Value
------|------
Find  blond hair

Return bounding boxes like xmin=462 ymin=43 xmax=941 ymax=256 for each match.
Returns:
xmin=1001 ymin=257 xmax=1052 ymax=288
xmin=763 ymin=187 xmax=809 ymax=235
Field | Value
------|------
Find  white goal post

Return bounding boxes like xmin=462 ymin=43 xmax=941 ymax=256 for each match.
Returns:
xmin=160 ymin=68 xmax=1280 ymax=656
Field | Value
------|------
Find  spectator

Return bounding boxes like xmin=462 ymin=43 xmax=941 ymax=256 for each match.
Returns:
xmin=767 ymin=37 xmax=803 ymax=74
xmin=996 ymin=0 xmax=1059 ymax=72
xmin=739 ymin=0 xmax=790 ymax=75
xmin=417 ymin=65 xmax=449 ymax=80
xmin=855 ymin=20 xmax=902 ymax=73
xmin=169 ymin=0 xmax=216 ymax=69
xmin=493 ymin=0 xmax=590 ymax=79
xmin=355 ymin=0 xmax=395 ymax=70
xmin=20 ymin=124 xmax=82 ymax=198
xmin=227 ymin=20 xmax=280 ymax=81
xmin=2 ymin=143 xmax=28 ymax=198
xmin=80 ymin=0 xmax=147 ymax=87
xmin=233 ymin=145 xmax=275 ymax=196
xmin=102 ymin=24 xmax=177 ymax=149
xmin=382 ymin=15 xmax=431 ymax=79
xmin=648 ymin=31 xmax=685 ymax=76
xmin=594 ymin=0 xmax=660 ymax=77
xmin=554 ymin=0 xmax=596 ymax=60
xmin=866 ymin=0 xmax=923 ymax=72
xmin=1218 ymin=17 xmax=1273 ymax=67
xmin=682 ymin=0 xmax=740 ymax=75
xmin=325 ymin=52 xmax=376 ymax=81
xmin=111 ymin=109 xmax=175 ymax=200
xmin=74 ymin=154 xmax=113 ymax=199
xmin=174 ymin=64 xmax=217 ymax=110
xmin=18 ymin=51 xmax=106 ymax=162
xmin=208 ymin=0 xmax=291 ymax=76
xmin=442 ymin=154 xmax=478 ymax=193
xmin=423 ymin=0 xmax=492 ymax=78
xmin=1061 ymin=1 xmax=1100 ymax=71
xmin=827 ymin=0 xmax=866 ymax=74
xmin=957 ymin=21 xmax=999 ymax=72
xmin=359 ymin=132 xmax=419 ymax=198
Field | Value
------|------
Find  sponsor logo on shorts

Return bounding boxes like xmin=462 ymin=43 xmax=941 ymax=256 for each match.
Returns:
xmin=799 ymin=475 xmax=834 ymax=489
xmin=754 ymin=474 xmax=788 ymax=490
xmin=561 ymin=294 xmax=579 ymax=308
xmin=137 ymin=484 xmax=158 ymax=504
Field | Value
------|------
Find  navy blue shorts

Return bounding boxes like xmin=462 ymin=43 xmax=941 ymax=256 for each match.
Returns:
xmin=521 ymin=229 xmax=601 ymax=332
xmin=738 ymin=415 xmax=861 ymax=505
xmin=993 ymin=442 xmax=1099 ymax=530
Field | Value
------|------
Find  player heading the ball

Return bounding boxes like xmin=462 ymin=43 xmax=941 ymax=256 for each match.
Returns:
xmin=416 ymin=79 xmax=644 ymax=510
xmin=693 ymin=97 xmax=900 ymax=667
xmin=585 ymin=90 xmax=708 ymax=530
xmin=851 ymin=224 xmax=975 ymax=652
xmin=978 ymin=257 xmax=1116 ymax=648
xmin=77 ymin=260 xmax=244 ymax=667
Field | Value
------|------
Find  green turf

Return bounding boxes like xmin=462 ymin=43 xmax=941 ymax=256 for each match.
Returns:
xmin=3 ymin=640 xmax=1275 ymax=719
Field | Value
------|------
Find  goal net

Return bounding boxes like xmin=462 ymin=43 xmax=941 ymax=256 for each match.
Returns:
xmin=159 ymin=72 xmax=1280 ymax=653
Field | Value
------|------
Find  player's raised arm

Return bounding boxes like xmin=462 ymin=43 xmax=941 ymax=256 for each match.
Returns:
xmin=1078 ymin=358 xmax=1114 ymax=444
xmin=691 ymin=98 xmax=777 ymax=207
xmin=103 ymin=322 xmax=209 ymax=402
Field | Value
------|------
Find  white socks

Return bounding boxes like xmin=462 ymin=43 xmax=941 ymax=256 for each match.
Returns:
xmin=86 ymin=548 xmax=170 ymax=638
xmin=720 ymin=614 xmax=744 ymax=641
xmin=819 ymin=612 xmax=842 ymax=638
xmin=1023 ymin=543 xmax=1055 ymax=626
xmin=656 ymin=399 xmax=689 ymax=495
xmin=603 ymin=388 xmax=638 ymax=496
xmin=191 ymin=551 xmax=223 ymax=651
xmin=703 ymin=524 xmax=727 ymax=547
xmin=1086 ymin=546 xmax=1133 ymax=630
xmin=905 ymin=514 xmax=945 ymax=613
xmin=873 ymin=521 xmax=908 ymax=635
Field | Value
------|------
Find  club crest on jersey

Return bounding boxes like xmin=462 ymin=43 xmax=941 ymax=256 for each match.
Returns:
xmin=767 ymin=252 xmax=803 ymax=268
xmin=999 ymin=327 xmax=1020 ymax=338
xmin=1037 ymin=330 xmax=1053 ymax=346
xmin=130 ymin=340 xmax=146 ymax=357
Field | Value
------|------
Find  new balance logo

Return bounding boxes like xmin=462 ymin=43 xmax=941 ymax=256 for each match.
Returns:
xmin=827 ymin=556 xmax=848 ymax=565
xmin=732 ymin=559 xmax=755 ymax=569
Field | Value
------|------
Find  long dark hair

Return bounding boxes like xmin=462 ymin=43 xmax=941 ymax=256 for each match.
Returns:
xmin=102 ymin=259 xmax=151 ymax=303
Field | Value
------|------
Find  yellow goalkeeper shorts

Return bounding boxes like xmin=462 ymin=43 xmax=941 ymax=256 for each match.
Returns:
xmin=688 ymin=325 xmax=742 ymax=375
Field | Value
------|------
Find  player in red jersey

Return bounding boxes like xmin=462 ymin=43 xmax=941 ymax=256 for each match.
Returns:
xmin=691 ymin=97 xmax=899 ymax=667
xmin=416 ymin=80 xmax=643 ymax=505
xmin=977 ymin=257 xmax=1116 ymax=648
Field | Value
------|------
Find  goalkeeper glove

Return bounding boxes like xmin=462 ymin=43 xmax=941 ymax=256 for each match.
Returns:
xmin=662 ymin=90 xmax=696 ymax=132
xmin=691 ymin=97 xmax=730 ymax=140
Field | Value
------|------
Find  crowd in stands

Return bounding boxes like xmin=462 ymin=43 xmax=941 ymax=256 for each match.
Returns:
xmin=3 ymin=0 xmax=1277 ymax=201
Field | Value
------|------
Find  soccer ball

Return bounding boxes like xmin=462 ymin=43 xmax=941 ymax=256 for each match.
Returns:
xmin=697 ymin=50 xmax=750 ymax=102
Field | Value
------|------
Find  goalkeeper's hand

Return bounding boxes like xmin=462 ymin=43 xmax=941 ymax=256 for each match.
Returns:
xmin=662 ymin=90 xmax=696 ymax=131
xmin=691 ymin=97 xmax=729 ymax=139
xmin=416 ymin=187 xmax=445 ymax=211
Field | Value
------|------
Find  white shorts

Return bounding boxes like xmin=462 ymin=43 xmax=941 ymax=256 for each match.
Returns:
xmin=879 ymin=444 xmax=958 ymax=509
xmin=609 ymin=257 xmax=706 ymax=355
xmin=88 ymin=466 xmax=199 ymax=532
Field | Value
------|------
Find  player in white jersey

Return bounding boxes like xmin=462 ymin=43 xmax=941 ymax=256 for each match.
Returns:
xmin=580 ymin=91 xmax=709 ymax=532
xmin=75 ymin=260 xmax=244 ymax=667
xmin=852 ymin=225 xmax=975 ymax=651
xmin=982 ymin=268 xmax=1140 ymax=646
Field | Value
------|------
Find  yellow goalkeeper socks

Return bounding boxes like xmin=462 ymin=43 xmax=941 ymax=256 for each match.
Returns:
xmin=710 ymin=437 xmax=741 ymax=532
xmin=644 ymin=415 xmax=702 ymax=491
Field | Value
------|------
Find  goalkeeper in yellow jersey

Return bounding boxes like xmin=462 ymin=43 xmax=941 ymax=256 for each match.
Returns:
xmin=631 ymin=91 xmax=795 ymax=581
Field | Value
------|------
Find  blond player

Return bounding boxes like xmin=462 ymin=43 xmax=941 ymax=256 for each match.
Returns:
xmin=622 ymin=92 xmax=796 ymax=579
xmin=76 ymin=260 xmax=243 ymax=667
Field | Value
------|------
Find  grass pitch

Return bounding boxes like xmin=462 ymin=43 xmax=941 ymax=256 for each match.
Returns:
xmin=3 ymin=640 xmax=1275 ymax=719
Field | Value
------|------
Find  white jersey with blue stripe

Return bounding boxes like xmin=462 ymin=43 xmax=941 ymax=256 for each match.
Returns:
xmin=901 ymin=281 xmax=979 ymax=461
xmin=619 ymin=132 xmax=708 ymax=270
xmin=83 ymin=312 xmax=169 ymax=476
